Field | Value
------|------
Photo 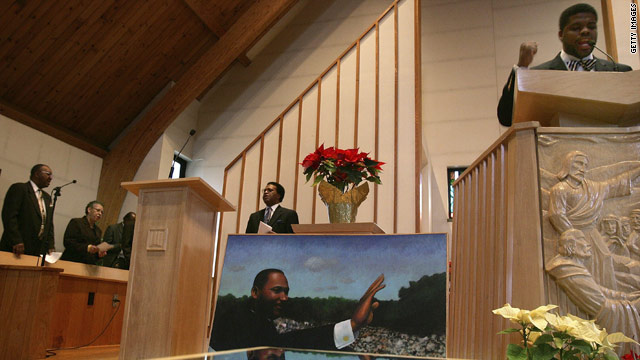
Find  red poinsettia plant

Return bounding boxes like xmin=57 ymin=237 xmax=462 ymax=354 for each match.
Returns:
xmin=623 ymin=350 xmax=640 ymax=360
xmin=300 ymin=144 xmax=384 ymax=193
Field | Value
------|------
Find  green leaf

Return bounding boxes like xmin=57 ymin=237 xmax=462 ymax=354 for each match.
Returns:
xmin=498 ymin=328 xmax=522 ymax=335
xmin=506 ymin=344 xmax=528 ymax=360
xmin=530 ymin=343 xmax=559 ymax=360
xmin=553 ymin=337 xmax=565 ymax=349
xmin=568 ymin=339 xmax=593 ymax=354
xmin=602 ymin=348 xmax=618 ymax=360
xmin=533 ymin=334 xmax=554 ymax=345
xmin=312 ymin=175 xmax=324 ymax=186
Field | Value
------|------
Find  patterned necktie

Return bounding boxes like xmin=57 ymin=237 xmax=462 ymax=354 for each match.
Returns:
xmin=568 ymin=59 xmax=596 ymax=71
xmin=264 ymin=206 xmax=272 ymax=223
xmin=37 ymin=189 xmax=46 ymax=237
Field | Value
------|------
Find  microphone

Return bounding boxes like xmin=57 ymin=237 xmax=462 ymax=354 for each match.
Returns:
xmin=53 ymin=180 xmax=77 ymax=192
xmin=169 ymin=129 xmax=196 ymax=178
xmin=588 ymin=41 xmax=618 ymax=71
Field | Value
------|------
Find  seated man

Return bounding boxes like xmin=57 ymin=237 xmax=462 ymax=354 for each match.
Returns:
xmin=61 ymin=201 xmax=106 ymax=264
xmin=497 ymin=3 xmax=632 ymax=126
xmin=246 ymin=182 xmax=299 ymax=234
xmin=210 ymin=268 xmax=385 ymax=351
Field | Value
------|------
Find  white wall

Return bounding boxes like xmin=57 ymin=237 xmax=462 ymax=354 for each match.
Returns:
xmin=421 ymin=0 xmax=624 ymax=225
xmin=0 ymin=114 xmax=102 ymax=252
xmin=190 ymin=0 xmax=395 ymax=192
xmin=194 ymin=0 xmax=614 ymax=235
xmin=612 ymin=0 xmax=640 ymax=69
xmin=119 ymin=99 xmax=200 ymax=221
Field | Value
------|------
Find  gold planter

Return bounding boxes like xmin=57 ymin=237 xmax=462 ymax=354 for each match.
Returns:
xmin=317 ymin=181 xmax=369 ymax=223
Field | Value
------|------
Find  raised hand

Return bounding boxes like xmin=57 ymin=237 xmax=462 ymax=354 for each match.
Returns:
xmin=350 ymin=274 xmax=386 ymax=331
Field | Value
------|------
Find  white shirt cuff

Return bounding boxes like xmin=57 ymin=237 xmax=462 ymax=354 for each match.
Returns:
xmin=333 ymin=319 xmax=357 ymax=349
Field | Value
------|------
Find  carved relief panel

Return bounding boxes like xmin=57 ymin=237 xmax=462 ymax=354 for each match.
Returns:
xmin=537 ymin=129 xmax=640 ymax=348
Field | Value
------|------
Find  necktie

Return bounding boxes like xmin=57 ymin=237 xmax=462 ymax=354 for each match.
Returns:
xmin=568 ymin=59 xmax=596 ymax=71
xmin=264 ymin=207 xmax=272 ymax=223
xmin=37 ymin=189 xmax=46 ymax=237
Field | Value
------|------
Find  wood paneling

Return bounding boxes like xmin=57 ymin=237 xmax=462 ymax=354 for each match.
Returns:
xmin=448 ymin=122 xmax=543 ymax=359
xmin=49 ymin=276 xmax=126 ymax=349
xmin=96 ymin=0 xmax=298 ymax=228
xmin=0 ymin=265 xmax=62 ymax=360
xmin=219 ymin=0 xmax=422 ymax=239
xmin=0 ymin=253 xmax=129 ymax=350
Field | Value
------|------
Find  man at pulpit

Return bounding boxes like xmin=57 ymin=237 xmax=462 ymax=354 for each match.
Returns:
xmin=246 ymin=182 xmax=299 ymax=234
xmin=497 ymin=3 xmax=633 ymax=126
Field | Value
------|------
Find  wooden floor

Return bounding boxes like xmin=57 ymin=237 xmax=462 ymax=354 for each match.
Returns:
xmin=40 ymin=345 xmax=119 ymax=360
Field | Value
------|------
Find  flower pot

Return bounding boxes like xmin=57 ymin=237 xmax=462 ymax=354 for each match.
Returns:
xmin=317 ymin=181 xmax=369 ymax=223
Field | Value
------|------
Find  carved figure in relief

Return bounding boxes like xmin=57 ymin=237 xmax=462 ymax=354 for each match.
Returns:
xmin=546 ymin=229 xmax=640 ymax=351
xmin=599 ymin=214 xmax=630 ymax=257
xmin=548 ymin=151 xmax=640 ymax=292
xmin=628 ymin=210 xmax=640 ymax=261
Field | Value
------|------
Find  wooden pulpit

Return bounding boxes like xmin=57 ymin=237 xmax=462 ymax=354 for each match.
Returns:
xmin=513 ymin=69 xmax=640 ymax=127
xmin=449 ymin=70 xmax=640 ymax=358
xmin=0 ymin=265 xmax=63 ymax=360
xmin=119 ymin=178 xmax=235 ymax=359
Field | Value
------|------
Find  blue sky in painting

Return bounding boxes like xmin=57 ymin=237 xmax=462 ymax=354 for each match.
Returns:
xmin=217 ymin=234 xmax=446 ymax=301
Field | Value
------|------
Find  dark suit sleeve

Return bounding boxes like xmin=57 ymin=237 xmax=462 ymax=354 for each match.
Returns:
xmin=286 ymin=210 xmax=299 ymax=233
xmin=497 ymin=68 xmax=516 ymax=127
xmin=103 ymin=224 xmax=122 ymax=252
xmin=246 ymin=212 xmax=259 ymax=233
xmin=63 ymin=219 xmax=90 ymax=256
xmin=276 ymin=325 xmax=336 ymax=350
xmin=1 ymin=184 xmax=26 ymax=246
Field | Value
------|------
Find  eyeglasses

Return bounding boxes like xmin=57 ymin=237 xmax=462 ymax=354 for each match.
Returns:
xmin=41 ymin=171 xmax=52 ymax=176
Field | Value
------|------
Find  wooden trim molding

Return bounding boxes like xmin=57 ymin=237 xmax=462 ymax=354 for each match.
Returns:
xmin=96 ymin=0 xmax=298 ymax=227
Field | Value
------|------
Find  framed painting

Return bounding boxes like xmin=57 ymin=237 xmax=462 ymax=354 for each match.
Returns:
xmin=210 ymin=233 xmax=447 ymax=358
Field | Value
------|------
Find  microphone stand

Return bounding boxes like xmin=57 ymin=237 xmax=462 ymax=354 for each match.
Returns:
xmin=169 ymin=129 xmax=196 ymax=178
xmin=39 ymin=180 xmax=76 ymax=266
xmin=590 ymin=42 xmax=619 ymax=71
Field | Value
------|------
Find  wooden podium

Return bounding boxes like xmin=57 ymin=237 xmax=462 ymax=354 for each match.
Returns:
xmin=0 ymin=265 xmax=63 ymax=360
xmin=119 ymin=178 xmax=235 ymax=359
xmin=513 ymin=69 xmax=640 ymax=127
xmin=448 ymin=70 xmax=640 ymax=359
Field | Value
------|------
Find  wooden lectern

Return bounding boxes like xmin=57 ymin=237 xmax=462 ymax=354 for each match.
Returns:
xmin=119 ymin=178 xmax=235 ymax=359
xmin=513 ymin=69 xmax=640 ymax=127
xmin=0 ymin=265 xmax=63 ymax=360
xmin=448 ymin=70 xmax=640 ymax=359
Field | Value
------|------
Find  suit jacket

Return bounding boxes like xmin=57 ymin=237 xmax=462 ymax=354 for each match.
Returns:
xmin=99 ymin=222 xmax=123 ymax=267
xmin=0 ymin=182 xmax=54 ymax=255
xmin=60 ymin=217 xmax=102 ymax=264
xmin=497 ymin=53 xmax=633 ymax=126
xmin=210 ymin=301 xmax=336 ymax=351
xmin=246 ymin=205 xmax=299 ymax=234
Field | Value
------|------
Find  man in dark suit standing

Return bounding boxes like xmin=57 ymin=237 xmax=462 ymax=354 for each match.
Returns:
xmin=1 ymin=164 xmax=55 ymax=257
xmin=98 ymin=211 xmax=136 ymax=269
xmin=246 ymin=182 xmax=299 ymax=234
xmin=497 ymin=3 xmax=633 ymax=127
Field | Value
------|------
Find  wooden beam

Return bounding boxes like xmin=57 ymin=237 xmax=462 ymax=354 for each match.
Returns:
xmin=97 ymin=0 xmax=298 ymax=226
xmin=600 ymin=0 xmax=619 ymax=61
xmin=0 ymin=98 xmax=108 ymax=157
xmin=183 ymin=0 xmax=252 ymax=66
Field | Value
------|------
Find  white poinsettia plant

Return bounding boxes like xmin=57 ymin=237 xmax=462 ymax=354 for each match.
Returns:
xmin=493 ymin=304 xmax=638 ymax=360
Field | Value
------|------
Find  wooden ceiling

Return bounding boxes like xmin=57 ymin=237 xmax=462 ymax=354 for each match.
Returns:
xmin=0 ymin=0 xmax=285 ymax=156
